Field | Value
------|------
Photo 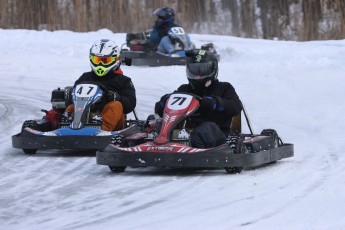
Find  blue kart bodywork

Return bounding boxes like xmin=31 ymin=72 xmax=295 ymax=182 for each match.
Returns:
xmin=12 ymin=83 xmax=141 ymax=154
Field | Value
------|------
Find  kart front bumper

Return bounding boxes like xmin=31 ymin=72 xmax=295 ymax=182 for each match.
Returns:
xmin=97 ymin=143 xmax=294 ymax=168
xmin=12 ymin=133 xmax=113 ymax=150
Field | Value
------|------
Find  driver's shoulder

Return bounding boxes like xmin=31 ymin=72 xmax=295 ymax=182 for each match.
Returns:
xmin=177 ymin=83 xmax=191 ymax=92
xmin=113 ymin=73 xmax=133 ymax=84
xmin=78 ymin=71 xmax=91 ymax=77
xmin=216 ymin=81 xmax=235 ymax=89
xmin=75 ymin=71 xmax=94 ymax=82
xmin=107 ymin=73 xmax=135 ymax=89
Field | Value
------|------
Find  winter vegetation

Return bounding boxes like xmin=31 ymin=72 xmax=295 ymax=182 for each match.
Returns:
xmin=1 ymin=0 xmax=345 ymax=40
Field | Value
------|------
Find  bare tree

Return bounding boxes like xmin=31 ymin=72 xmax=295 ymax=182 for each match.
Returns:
xmin=240 ymin=0 xmax=257 ymax=38
xmin=302 ymin=0 xmax=322 ymax=40
xmin=1 ymin=0 xmax=345 ymax=41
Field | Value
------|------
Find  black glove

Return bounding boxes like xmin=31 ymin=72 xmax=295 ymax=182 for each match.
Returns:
xmin=157 ymin=94 xmax=170 ymax=108
xmin=199 ymin=96 xmax=217 ymax=114
xmin=154 ymin=94 xmax=170 ymax=117
xmin=168 ymin=34 xmax=177 ymax=44
xmin=105 ymin=91 xmax=121 ymax=102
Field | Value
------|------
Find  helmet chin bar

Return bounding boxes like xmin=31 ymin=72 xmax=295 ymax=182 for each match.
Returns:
xmin=92 ymin=66 xmax=109 ymax=77
xmin=91 ymin=60 xmax=120 ymax=77
xmin=189 ymin=78 xmax=213 ymax=91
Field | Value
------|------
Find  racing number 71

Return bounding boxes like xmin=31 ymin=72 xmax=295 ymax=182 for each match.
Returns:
xmin=171 ymin=96 xmax=187 ymax=106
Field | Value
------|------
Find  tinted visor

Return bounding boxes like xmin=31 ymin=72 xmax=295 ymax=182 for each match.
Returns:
xmin=153 ymin=9 xmax=168 ymax=18
xmin=156 ymin=16 xmax=164 ymax=23
xmin=90 ymin=55 xmax=115 ymax=65
xmin=186 ymin=62 xmax=214 ymax=79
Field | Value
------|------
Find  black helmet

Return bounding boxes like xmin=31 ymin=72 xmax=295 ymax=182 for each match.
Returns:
xmin=185 ymin=49 xmax=218 ymax=90
xmin=153 ymin=7 xmax=175 ymax=27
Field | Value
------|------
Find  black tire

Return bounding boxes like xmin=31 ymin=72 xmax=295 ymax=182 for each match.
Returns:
xmin=225 ymin=135 xmax=244 ymax=174
xmin=23 ymin=149 xmax=37 ymax=154
xmin=273 ymin=136 xmax=279 ymax=148
xmin=228 ymin=135 xmax=250 ymax=154
xmin=261 ymin=129 xmax=281 ymax=149
xmin=109 ymin=166 xmax=126 ymax=173
xmin=224 ymin=167 xmax=243 ymax=174
xmin=22 ymin=120 xmax=38 ymax=132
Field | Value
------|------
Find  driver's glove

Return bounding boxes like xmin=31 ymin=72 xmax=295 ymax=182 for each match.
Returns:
xmin=154 ymin=93 xmax=170 ymax=117
xmin=168 ymin=34 xmax=177 ymax=44
xmin=105 ymin=91 xmax=121 ymax=102
xmin=199 ymin=96 xmax=217 ymax=114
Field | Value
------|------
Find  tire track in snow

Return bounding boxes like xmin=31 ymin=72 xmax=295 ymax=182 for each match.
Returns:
xmin=235 ymin=150 xmax=338 ymax=228
xmin=63 ymin=170 xmax=206 ymax=229
xmin=0 ymin=92 xmax=47 ymax=139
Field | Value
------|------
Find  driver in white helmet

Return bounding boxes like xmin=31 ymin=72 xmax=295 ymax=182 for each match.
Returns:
xmin=62 ymin=39 xmax=136 ymax=131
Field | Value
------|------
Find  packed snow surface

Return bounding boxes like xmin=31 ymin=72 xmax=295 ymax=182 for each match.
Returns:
xmin=1 ymin=29 xmax=345 ymax=230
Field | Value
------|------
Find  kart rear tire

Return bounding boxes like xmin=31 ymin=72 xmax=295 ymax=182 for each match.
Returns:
xmin=22 ymin=120 xmax=38 ymax=131
xmin=109 ymin=166 xmax=126 ymax=173
xmin=23 ymin=149 xmax=37 ymax=154
xmin=224 ymin=167 xmax=243 ymax=174
xmin=273 ymin=136 xmax=279 ymax=148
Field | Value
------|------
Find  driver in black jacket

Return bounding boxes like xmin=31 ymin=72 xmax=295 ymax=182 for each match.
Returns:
xmin=63 ymin=39 xmax=136 ymax=131
xmin=154 ymin=49 xmax=242 ymax=148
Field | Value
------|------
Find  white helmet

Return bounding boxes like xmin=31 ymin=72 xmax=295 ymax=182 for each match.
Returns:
xmin=89 ymin=39 xmax=121 ymax=76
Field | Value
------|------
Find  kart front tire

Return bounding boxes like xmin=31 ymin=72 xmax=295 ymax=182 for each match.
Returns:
xmin=23 ymin=149 xmax=37 ymax=154
xmin=109 ymin=166 xmax=126 ymax=173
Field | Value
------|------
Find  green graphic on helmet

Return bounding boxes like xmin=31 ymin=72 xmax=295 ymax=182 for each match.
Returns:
xmin=94 ymin=66 xmax=108 ymax=77
xmin=185 ymin=49 xmax=219 ymax=90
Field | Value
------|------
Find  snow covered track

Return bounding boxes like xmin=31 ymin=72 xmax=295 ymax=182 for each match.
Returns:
xmin=1 ymin=29 xmax=345 ymax=229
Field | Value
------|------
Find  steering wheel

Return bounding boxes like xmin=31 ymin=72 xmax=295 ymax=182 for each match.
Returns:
xmin=178 ymin=92 xmax=202 ymax=117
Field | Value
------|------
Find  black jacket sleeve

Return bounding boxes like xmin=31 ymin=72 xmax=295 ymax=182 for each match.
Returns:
xmin=154 ymin=93 xmax=171 ymax=117
xmin=116 ymin=77 xmax=136 ymax=114
xmin=213 ymin=82 xmax=242 ymax=117
xmin=177 ymin=82 xmax=242 ymax=133
xmin=97 ymin=73 xmax=137 ymax=114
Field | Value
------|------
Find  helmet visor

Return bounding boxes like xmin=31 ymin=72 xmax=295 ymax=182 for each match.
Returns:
xmin=90 ymin=55 xmax=115 ymax=65
xmin=153 ymin=8 xmax=168 ymax=18
xmin=186 ymin=62 xmax=214 ymax=79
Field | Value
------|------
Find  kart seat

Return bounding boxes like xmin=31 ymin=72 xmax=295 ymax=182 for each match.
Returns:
xmin=231 ymin=113 xmax=241 ymax=133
